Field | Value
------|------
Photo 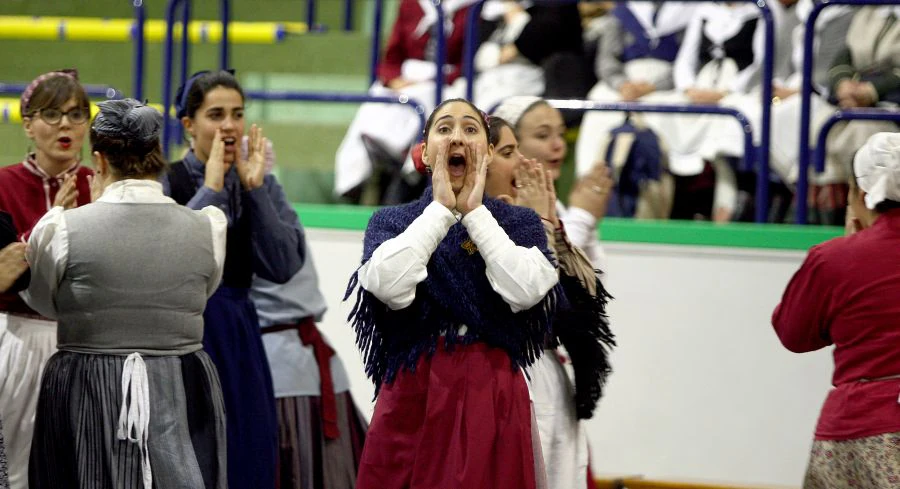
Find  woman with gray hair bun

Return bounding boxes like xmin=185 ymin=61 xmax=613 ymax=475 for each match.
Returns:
xmin=774 ymin=133 xmax=900 ymax=487
xmin=22 ymin=98 xmax=230 ymax=489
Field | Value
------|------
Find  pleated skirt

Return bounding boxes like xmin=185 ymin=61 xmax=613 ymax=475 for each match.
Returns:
xmin=804 ymin=431 xmax=900 ymax=488
xmin=28 ymin=350 xmax=227 ymax=489
xmin=275 ymin=392 xmax=367 ymax=489
xmin=202 ymin=286 xmax=278 ymax=489
xmin=356 ymin=340 xmax=541 ymax=489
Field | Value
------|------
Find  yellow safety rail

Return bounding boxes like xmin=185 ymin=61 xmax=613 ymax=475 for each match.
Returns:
xmin=0 ymin=16 xmax=308 ymax=43
xmin=1 ymin=98 xmax=169 ymax=124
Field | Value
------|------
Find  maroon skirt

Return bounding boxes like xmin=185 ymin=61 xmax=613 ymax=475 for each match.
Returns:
xmin=356 ymin=340 xmax=538 ymax=489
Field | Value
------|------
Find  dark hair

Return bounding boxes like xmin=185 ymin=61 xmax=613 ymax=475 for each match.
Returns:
xmin=175 ymin=70 xmax=244 ymax=119
xmin=488 ymin=116 xmax=515 ymax=147
xmin=424 ymin=98 xmax=490 ymax=143
xmin=90 ymin=100 xmax=166 ymax=179
xmin=23 ymin=75 xmax=90 ymax=118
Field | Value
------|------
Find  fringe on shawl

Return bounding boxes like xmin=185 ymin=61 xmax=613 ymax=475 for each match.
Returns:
xmin=554 ymin=272 xmax=615 ymax=420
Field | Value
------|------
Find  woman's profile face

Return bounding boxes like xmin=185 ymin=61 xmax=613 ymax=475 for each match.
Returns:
xmin=516 ymin=103 xmax=567 ymax=180
xmin=485 ymin=125 xmax=525 ymax=199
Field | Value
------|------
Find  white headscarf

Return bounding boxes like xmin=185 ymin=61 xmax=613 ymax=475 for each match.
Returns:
xmin=491 ymin=95 xmax=543 ymax=127
xmin=414 ymin=0 xmax=480 ymax=38
xmin=853 ymin=132 xmax=900 ymax=209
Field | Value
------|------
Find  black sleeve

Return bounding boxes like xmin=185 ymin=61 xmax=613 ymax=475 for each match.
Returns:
xmin=514 ymin=4 xmax=584 ymax=66
xmin=0 ymin=212 xmax=29 ymax=293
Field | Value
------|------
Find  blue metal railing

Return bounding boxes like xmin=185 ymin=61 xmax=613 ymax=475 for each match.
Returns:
xmin=244 ymin=90 xmax=428 ymax=138
xmin=796 ymin=0 xmax=900 ymax=223
xmin=369 ymin=0 xmax=385 ymax=86
xmin=813 ymin=109 xmax=900 ymax=174
xmin=368 ymin=0 xmax=447 ymax=108
xmin=0 ymin=83 xmax=125 ymax=100
xmin=548 ymin=100 xmax=756 ymax=173
xmin=133 ymin=0 xmax=146 ymax=100
xmin=161 ymin=0 xmax=192 ymax=153
xmin=462 ymin=0 xmax=775 ymax=222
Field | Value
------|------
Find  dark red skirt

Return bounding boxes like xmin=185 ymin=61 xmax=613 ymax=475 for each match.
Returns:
xmin=356 ymin=340 xmax=538 ymax=489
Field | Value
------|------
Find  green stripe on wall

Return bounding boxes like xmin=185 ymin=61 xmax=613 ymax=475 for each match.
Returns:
xmin=294 ymin=204 xmax=843 ymax=251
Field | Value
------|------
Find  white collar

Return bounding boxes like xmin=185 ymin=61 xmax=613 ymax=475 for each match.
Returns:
xmin=96 ymin=179 xmax=175 ymax=205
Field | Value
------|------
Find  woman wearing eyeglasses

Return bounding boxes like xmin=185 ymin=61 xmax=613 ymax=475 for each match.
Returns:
xmin=0 ymin=69 xmax=94 ymax=489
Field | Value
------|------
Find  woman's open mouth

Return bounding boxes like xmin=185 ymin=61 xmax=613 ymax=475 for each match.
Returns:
xmin=448 ymin=153 xmax=466 ymax=178
xmin=58 ymin=137 xmax=72 ymax=150
xmin=222 ymin=137 xmax=237 ymax=154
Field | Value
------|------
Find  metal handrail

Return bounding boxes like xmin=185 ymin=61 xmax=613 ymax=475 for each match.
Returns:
xmin=547 ymin=99 xmax=756 ymax=174
xmin=0 ymin=83 xmax=124 ymax=100
xmin=796 ymin=0 xmax=900 ymax=223
xmin=814 ymin=108 xmax=900 ymax=174
xmin=243 ymin=90 xmax=428 ymax=138
xmin=462 ymin=0 xmax=775 ymax=223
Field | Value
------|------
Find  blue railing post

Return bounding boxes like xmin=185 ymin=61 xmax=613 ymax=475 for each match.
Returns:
xmin=369 ymin=0 xmax=385 ymax=85
xmin=307 ymin=0 xmax=316 ymax=32
xmin=162 ymin=0 xmax=185 ymax=155
xmin=220 ymin=0 xmax=230 ymax=70
xmin=433 ymin=0 xmax=446 ymax=107
xmin=132 ymin=0 xmax=146 ymax=101
xmin=344 ymin=0 xmax=354 ymax=31
xmin=755 ymin=0 xmax=775 ymax=224
xmin=463 ymin=1 xmax=485 ymax=102
xmin=815 ymin=109 xmax=900 ymax=174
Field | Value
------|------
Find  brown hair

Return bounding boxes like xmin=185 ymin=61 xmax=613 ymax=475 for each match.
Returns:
xmin=489 ymin=116 xmax=515 ymax=147
xmin=90 ymin=128 xmax=166 ymax=179
xmin=23 ymin=75 xmax=90 ymax=118
xmin=424 ymin=98 xmax=490 ymax=143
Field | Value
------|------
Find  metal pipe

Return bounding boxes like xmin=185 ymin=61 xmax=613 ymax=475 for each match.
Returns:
xmin=244 ymin=89 xmax=428 ymax=139
xmin=162 ymin=0 xmax=185 ymax=155
xmin=220 ymin=0 xmax=230 ymax=69
xmin=433 ymin=0 xmax=445 ymax=107
xmin=547 ymin=99 xmax=756 ymax=174
xmin=369 ymin=0 xmax=384 ymax=85
xmin=814 ymin=109 xmax=900 ymax=176
xmin=133 ymin=0 xmax=146 ymax=100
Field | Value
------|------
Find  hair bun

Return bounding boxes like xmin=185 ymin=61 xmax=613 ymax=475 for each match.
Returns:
xmin=94 ymin=99 xmax=163 ymax=143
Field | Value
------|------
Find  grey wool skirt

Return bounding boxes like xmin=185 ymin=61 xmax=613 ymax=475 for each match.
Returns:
xmin=29 ymin=350 xmax=228 ymax=489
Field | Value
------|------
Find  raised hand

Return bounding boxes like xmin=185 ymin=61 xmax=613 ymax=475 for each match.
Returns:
xmin=53 ymin=174 xmax=78 ymax=209
xmin=431 ymin=139 xmax=456 ymax=210
xmin=515 ymin=160 xmax=558 ymax=226
xmin=456 ymin=141 xmax=490 ymax=216
xmin=0 ymin=242 xmax=28 ymax=293
xmin=236 ymin=124 xmax=267 ymax=190
xmin=204 ymin=128 xmax=226 ymax=192
xmin=569 ymin=162 xmax=613 ymax=220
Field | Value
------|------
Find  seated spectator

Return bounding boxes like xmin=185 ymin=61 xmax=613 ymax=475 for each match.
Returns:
xmin=575 ymin=1 xmax=697 ymax=176
xmin=334 ymin=0 xmax=476 ymax=205
xmin=771 ymin=5 xmax=898 ymax=225
xmin=473 ymin=0 xmax=587 ymax=112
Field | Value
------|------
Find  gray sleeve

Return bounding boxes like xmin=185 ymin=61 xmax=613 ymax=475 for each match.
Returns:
xmin=596 ymin=18 xmax=627 ymax=90
xmin=244 ymin=174 xmax=306 ymax=284
xmin=813 ymin=12 xmax=855 ymax=90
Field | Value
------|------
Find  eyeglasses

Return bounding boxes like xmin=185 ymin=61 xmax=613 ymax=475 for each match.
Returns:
xmin=32 ymin=107 xmax=90 ymax=125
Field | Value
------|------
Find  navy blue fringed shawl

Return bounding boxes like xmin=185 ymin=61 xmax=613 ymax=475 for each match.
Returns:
xmin=345 ymin=189 xmax=563 ymax=393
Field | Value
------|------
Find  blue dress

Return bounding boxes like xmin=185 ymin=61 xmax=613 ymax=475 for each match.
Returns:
xmin=165 ymin=152 xmax=306 ymax=489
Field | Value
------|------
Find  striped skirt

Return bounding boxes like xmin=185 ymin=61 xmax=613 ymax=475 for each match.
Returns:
xmin=276 ymin=392 xmax=367 ymax=489
xmin=29 ymin=350 xmax=227 ymax=489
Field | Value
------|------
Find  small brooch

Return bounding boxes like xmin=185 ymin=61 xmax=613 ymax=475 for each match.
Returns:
xmin=461 ymin=239 xmax=478 ymax=255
